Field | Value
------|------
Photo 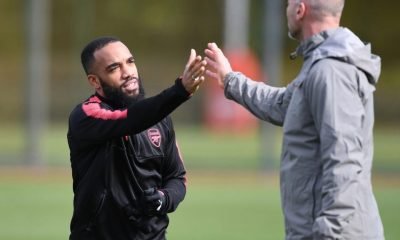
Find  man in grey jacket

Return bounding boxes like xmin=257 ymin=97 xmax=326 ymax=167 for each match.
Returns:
xmin=204 ymin=0 xmax=384 ymax=239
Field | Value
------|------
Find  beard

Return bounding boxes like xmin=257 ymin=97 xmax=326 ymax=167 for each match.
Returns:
xmin=288 ymin=31 xmax=297 ymax=41
xmin=100 ymin=76 xmax=145 ymax=108
xmin=288 ymin=26 xmax=301 ymax=41
xmin=287 ymin=21 xmax=300 ymax=41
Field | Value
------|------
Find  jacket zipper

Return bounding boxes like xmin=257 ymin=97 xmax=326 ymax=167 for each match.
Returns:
xmin=86 ymin=189 xmax=107 ymax=231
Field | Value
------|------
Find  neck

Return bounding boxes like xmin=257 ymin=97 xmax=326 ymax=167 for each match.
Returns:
xmin=300 ymin=16 xmax=340 ymax=41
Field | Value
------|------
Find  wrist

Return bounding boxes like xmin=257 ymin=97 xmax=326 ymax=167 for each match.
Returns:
xmin=175 ymin=77 xmax=192 ymax=97
xmin=223 ymin=72 xmax=235 ymax=86
xmin=156 ymin=190 xmax=165 ymax=212
xmin=158 ymin=189 xmax=170 ymax=214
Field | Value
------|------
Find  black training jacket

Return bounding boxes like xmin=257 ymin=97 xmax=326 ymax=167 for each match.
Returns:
xmin=67 ymin=80 xmax=189 ymax=240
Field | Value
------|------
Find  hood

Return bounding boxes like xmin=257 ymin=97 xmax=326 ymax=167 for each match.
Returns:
xmin=296 ymin=27 xmax=381 ymax=85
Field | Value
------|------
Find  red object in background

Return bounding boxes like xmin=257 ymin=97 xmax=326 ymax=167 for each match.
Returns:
xmin=203 ymin=48 xmax=263 ymax=133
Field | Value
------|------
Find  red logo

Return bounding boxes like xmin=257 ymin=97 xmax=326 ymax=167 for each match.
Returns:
xmin=147 ymin=128 xmax=161 ymax=148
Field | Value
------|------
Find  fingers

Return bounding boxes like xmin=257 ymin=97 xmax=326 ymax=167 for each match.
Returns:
xmin=204 ymin=48 xmax=216 ymax=61
xmin=181 ymin=49 xmax=207 ymax=93
xmin=204 ymin=56 xmax=218 ymax=72
xmin=187 ymin=54 xmax=206 ymax=80
xmin=207 ymin=42 xmax=221 ymax=52
xmin=181 ymin=43 xmax=225 ymax=93
xmin=184 ymin=49 xmax=201 ymax=80
xmin=186 ymin=56 xmax=203 ymax=78
xmin=191 ymin=76 xmax=205 ymax=92
xmin=204 ymin=42 xmax=227 ymax=73
xmin=204 ymin=69 xmax=218 ymax=81
xmin=192 ymin=75 xmax=204 ymax=86
xmin=191 ymin=61 xmax=206 ymax=79
xmin=206 ymin=42 xmax=225 ymax=59
xmin=186 ymin=43 xmax=221 ymax=79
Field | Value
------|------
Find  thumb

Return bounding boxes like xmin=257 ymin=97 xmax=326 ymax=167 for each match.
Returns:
xmin=144 ymin=188 xmax=156 ymax=196
xmin=186 ymin=49 xmax=196 ymax=67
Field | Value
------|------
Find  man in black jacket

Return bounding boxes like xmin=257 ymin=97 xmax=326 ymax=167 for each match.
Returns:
xmin=67 ymin=36 xmax=206 ymax=240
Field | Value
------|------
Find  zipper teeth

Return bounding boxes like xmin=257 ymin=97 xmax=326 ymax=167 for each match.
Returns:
xmin=122 ymin=137 xmax=144 ymax=193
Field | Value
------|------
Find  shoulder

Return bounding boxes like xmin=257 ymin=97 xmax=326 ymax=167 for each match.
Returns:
xmin=307 ymin=58 xmax=356 ymax=86
xmin=68 ymin=95 xmax=114 ymax=127
xmin=79 ymin=95 xmax=128 ymax=120
xmin=70 ymin=95 xmax=100 ymax=114
xmin=68 ymin=95 xmax=94 ymax=120
xmin=310 ymin=58 xmax=344 ymax=75
xmin=310 ymin=58 xmax=356 ymax=78
xmin=304 ymin=58 xmax=359 ymax=99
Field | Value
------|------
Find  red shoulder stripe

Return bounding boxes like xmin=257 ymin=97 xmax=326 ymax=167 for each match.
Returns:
xmin=82 ymin=96 xmax=128 ymax=120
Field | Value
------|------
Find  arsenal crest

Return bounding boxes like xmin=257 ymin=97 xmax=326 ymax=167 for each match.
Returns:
xmin=147 ymin=128 xmax=161 ymax=147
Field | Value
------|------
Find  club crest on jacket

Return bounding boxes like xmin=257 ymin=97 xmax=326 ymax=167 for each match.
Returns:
xmin=147 ymin=128 xmax=161 ymax=147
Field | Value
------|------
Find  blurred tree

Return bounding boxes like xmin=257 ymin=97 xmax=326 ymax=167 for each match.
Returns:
xmin=0 ymin=0 xmax=399 ymax=124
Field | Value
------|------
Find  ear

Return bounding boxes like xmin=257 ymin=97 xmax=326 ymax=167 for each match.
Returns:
xmin=87 ymin=74 xmax=101 ymax=91
xmin=296 ymin=2 xmax=306 ymax=20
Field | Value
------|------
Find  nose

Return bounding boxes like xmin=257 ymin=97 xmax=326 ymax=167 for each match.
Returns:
xmin=121 ymin=66 xmax=135 ymax=80
xmin=121 ymin=71 xmax=131 ymax=80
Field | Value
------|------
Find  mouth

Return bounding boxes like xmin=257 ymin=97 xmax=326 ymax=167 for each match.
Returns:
xmin=122 ymin=79 xmax=138 ymax=93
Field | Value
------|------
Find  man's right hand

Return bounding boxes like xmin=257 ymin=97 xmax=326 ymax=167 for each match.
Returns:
xmin=181 ymin=49 xmax=207 ymax=94
xmin=204 ymin=42 xmax=233 ymax=89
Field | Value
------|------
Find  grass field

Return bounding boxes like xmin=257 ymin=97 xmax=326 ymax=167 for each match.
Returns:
xmin=1 ymin=124 xmax=399 ymax=171
xmin=0 ymin=168 xmax=399 ymax=240
xmin=0 ymin=124 xmax=399 ymax=239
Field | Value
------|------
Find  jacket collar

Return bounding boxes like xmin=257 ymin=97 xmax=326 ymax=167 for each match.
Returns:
xmin=295 ymin=27 xmax=340 ymax=59
xmin=94 ymin=92 xmax=126 ymax=109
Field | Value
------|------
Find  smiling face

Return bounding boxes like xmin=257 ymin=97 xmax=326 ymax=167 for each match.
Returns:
xmin=88 ymin=41 xmax=141 ymax=103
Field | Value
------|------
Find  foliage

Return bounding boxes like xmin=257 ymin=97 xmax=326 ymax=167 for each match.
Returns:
xmin=0 ymin=1 xmax=398 ymax=122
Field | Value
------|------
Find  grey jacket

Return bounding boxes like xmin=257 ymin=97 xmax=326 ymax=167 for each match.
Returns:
xmin=224 ymin=27 xmax=384 ymax=239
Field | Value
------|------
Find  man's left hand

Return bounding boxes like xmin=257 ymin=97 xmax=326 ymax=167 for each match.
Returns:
xmin=142 ymin=188 xmax=167 ymax=216
xmin=181 ymin=49 xmax=207 ymax=94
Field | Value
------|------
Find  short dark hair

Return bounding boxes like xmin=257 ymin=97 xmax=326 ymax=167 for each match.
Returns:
xmin=80 ymin=36 xmax=120 ymax=75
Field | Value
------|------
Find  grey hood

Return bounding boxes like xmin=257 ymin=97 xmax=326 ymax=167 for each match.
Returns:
xmin=296 ymin=27 xmax=381 ymax=85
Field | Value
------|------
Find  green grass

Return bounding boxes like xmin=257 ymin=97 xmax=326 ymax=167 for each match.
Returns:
xmin=0 ymin=170 xmax=398 ymax=240
xmin=0 ymin=180 xmax=72 ymax=240
xmin=375 ymin=187 xmax=400 ymax=240
xmin=374 ymin=127 xmax=400 ymax=172
xmin=0 ymin=124 xmax=268 ymax=169
xmin=0 ymin=124 xmax=399 ymax=239
xmin=167 ymin=184 xmax=283 ymax=240
xmin=1 ymin=124 xmax=399 ymax=172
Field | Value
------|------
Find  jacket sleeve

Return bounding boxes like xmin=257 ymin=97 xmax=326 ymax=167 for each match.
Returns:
xmin=159 ymin=117 xmax=186 ymax=213
xmin=305 ymin=59 xmax=364 ymax=239
xmin=69 ymin=78 xmax=190 ymax=143
xmin=224 ymin=72 xmax=289 ymax=126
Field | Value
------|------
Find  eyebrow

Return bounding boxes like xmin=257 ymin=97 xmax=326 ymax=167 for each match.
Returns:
xmin=105 ymin=62 xmax=120 ymax=71
xmin=104 ymin=56 xmax=135 ymax=71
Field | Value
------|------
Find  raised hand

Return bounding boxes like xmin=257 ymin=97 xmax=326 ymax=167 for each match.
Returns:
xmin=181 ymin=49 xmax=207 ymax=94
xmin=204 ymin=42 xmax=233 ymax=89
